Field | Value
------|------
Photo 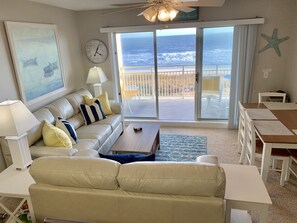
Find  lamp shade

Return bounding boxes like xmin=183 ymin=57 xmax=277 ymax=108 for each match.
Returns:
xmin=86 ymin=66 xmax=108 ymax=84
xmin=0 ymin=100 xmax=40 ymax=136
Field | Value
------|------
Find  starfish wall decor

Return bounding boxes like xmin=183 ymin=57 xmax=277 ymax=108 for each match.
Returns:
xmin=259 ymin=28 xmax=289 ymax=57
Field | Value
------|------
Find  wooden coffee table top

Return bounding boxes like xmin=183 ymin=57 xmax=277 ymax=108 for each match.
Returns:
xmin=111 ymin=123 xmax=160 ymax=154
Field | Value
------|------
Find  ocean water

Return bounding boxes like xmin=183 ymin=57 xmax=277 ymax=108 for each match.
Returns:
xmin=120 ymin=31 xmax=234 ymax=69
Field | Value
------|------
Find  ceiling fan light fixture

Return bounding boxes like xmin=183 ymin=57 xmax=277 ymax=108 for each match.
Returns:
xmin=158 ymin=5 xmax=170 ymax=22
xmin=166 ymin=6 xmax=179 ymax=21
xmin=143 ymin=6 xmax=158 ymax=22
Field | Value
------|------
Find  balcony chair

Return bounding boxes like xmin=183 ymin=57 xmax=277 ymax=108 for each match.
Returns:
xmin=258 ymin=92 xmax=286 ymax=103
xmin=201 ymin=76 xmax=223 ymax=116
xmin=120 ymin=80 xmax=140 ymax=114
xmin=202 ymin=76 xmax=222 ymax=101
xmin=244 ymin=110 xmax=290 ymax=186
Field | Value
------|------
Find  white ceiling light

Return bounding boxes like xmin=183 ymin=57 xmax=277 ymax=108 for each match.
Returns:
xmin=140 ymin=2 xmax=182 ymax=23
xmin=167 ymin=6 xmax=179 ymax=21
xmin=158 ymin=5 xmax=170 ymax=22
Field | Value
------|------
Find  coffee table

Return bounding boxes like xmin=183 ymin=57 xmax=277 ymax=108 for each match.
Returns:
xmin=111 ymin=124 xmax=160 ymax=155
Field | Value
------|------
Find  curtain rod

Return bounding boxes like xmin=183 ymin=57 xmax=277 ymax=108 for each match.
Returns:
xmin=100 ymin=17 xmax=265 ymax=33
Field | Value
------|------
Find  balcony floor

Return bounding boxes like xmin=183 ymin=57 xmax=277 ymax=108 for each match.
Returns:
xmin=122 ymin=96 xmax=230 ymax=120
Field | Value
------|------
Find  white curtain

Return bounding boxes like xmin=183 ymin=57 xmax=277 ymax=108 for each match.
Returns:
xmin=228 ymin=25 xmax=258 ymax=129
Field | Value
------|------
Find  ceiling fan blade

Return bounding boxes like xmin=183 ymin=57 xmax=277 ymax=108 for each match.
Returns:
xmin=174 ymin=6 xmax=196 ymax=13
xmin=100 ymin=6 xmax=148 ymax=16
xmin=110 ymin=3 xmax=149 ymax=8
xmin=178 ymin=0 xmax=226 ymax=7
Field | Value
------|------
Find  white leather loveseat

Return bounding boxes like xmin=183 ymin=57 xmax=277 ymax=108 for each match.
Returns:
xmin=29 ymin=156 xmax=226 ymax=223
xmin=0 ymin=89 xmax=123 ymax=166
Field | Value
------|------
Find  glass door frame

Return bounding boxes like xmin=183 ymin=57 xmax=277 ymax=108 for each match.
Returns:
xmin=113 ymin=30 xmax=159 ymax=119
xmin=196 ymin=28 xmax=203 ymax=120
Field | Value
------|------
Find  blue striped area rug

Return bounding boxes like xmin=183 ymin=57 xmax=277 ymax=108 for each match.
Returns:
xmin=155 ymin=134 xmax=207 ymax=162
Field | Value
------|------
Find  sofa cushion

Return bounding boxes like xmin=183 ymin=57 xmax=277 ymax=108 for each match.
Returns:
xmin=42 ymin=121 xmax=72 ymax=148
xmin=118 ymin=162 xmax=226 ymax=197
xmin=92 ymin=114 xmax=122 ymax=131
xmin=27 ymin=108 xmax=55 ymax=146
xmin=73 ymin=138 xmax=99 ymax=151
xmin=56 ymin=117 xmax=78 ymax=144
xmin=75 ymin=124 xmax=112 ymax=146
xmin=46 ymin=98 xmax=75 ymax=119
xmin=66 ymin=89 xmax=93 ymax=115
xmin=99 ymin=153 xmax=155 ymax=164
xmin=84 ymin=92 xmax=113 ymax=115
xmin=30 ymin=145 xmax=78 ymax=158
xmin=67 ymin=113 xmax=85 ymax=130
xmin=30 ymin=156 xmax=120 ymax=190
xmin=80 ymin=100 xmax=106 ymax=125
xmin=76 ymin=148 xmax=99 ymax=157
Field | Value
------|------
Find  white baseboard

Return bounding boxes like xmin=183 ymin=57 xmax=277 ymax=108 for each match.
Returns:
xmin=124 ymin=119 xmax=228 ymax=128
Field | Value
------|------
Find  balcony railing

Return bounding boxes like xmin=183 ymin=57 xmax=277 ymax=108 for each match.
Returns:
xmin=121 ymin=65 xmax=231 ymax=98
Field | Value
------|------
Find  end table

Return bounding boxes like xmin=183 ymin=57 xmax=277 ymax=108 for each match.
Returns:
xmin=0 ymin=166 xmax=35 ymax=223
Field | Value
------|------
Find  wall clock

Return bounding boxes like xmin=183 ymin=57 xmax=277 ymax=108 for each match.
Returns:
xmin=85 ymin=39 xmax=108 ymax=63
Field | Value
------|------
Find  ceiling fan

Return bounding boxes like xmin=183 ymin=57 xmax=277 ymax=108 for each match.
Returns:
xmin=108 ymin=0 xmax=226 ymax=22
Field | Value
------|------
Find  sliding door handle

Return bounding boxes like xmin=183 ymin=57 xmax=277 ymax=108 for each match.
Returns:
xmin=195 ymin=72 xmax=199 ymax=83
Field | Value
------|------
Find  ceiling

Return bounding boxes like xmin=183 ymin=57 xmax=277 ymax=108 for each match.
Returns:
xmin=28 ymin=0 xmax=149 ymax=11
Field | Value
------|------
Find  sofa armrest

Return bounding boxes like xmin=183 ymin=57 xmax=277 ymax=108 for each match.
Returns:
xmin=196 ymin=155 xmax=219 ymax=166
xmin=30 ymin=146 xmax=78 ymax=159
xmin=110 ymin=102 xmax=122 ymax=114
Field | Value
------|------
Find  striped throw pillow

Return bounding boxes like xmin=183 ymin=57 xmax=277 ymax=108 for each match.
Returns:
xmin=56 ymin=117 xmax=78 ymax=144
xmin=80 ymin=99 xmax=106 ymax=125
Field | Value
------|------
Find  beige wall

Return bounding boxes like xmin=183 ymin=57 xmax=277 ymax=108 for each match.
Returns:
xmin=0 ymin=0 xmax=85 ymax=111
xmin=77 ymin=0 xmax=296 ymax=102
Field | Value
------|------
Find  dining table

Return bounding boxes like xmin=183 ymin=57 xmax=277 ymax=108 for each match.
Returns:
xmin=241 ymin=102 xmax=297 ymax=183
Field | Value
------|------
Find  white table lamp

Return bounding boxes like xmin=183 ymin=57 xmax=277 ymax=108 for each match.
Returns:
xmin=0 ymin=100 xmax=40 ymax=170
xmin=86 ymin=66 xmax=108 ymax=97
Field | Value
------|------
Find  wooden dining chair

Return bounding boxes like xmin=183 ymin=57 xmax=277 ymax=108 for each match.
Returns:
xmin=238 ymin=101 xmax=246 ymax=164
xmin=258 ymin=92 xmax=286 ymax=103
xmin=244 ymin=110 xmax=290 ymax=186
xmin=286 ymin=149 xmax=297 ymax=181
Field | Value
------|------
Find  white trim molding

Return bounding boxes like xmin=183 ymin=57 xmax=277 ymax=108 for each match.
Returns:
xmin=100 ymin=18 xmax=265 ymax=33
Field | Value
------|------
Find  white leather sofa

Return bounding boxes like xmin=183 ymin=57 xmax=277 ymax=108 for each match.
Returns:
xmin=29 ymin=156 xmax=226 ymax=223
xmin=0 ymin=89 xmax=123 ymax=166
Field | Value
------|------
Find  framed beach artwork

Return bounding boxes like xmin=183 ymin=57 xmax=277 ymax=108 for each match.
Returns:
xmin=4 ymin=21 xmax=65 ymax=105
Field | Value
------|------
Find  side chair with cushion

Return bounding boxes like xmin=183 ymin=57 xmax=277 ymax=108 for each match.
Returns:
xmin=237 ymin=101 xmax=246 ymax=164
xmin=244 ymin=110 xmax=290 ymax=186
xmin=258 ymin=92 xmax=286 ymax=103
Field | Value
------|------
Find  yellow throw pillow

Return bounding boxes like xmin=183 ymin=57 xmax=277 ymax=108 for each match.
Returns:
xmin=83 ymin=92 xmax=113 ymax=115
xmin=42 ymin=121 xmax=72 ymax=148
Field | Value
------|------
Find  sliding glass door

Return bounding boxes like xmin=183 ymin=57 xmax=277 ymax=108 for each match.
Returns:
xmin=115 ymin=26 xmax=234 ymax=121
xmin=116 ymin=32 xmax=157 ymax=118
xmin=156 ymin=28 xmax=196 ymax=121
xmin=198 ymin=27 xmax=234 ymax=119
